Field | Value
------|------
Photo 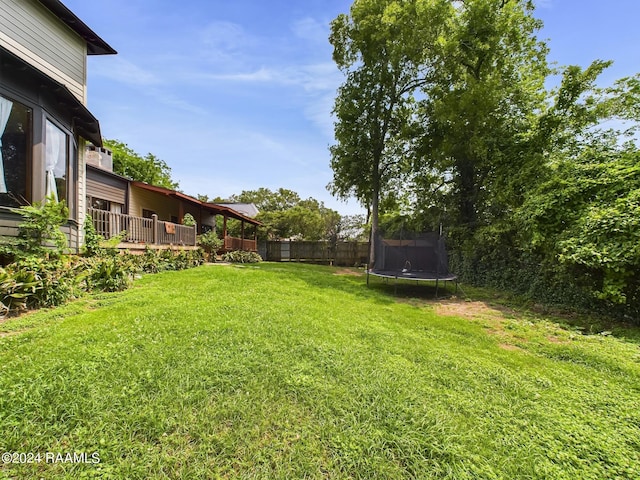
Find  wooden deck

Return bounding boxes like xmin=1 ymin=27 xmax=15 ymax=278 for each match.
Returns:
xmin=223 ymin=236 xmax=257 ymax=252
xmin=88 ymin=208 xmax=196 ymax=247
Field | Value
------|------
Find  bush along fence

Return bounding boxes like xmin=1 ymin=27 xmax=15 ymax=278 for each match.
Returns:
xmin=261 ymin=241 xmax=369 ymax=266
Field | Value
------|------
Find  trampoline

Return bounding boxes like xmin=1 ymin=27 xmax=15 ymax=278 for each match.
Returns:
xmin=366 ymin=231 xmax=457 ymax=296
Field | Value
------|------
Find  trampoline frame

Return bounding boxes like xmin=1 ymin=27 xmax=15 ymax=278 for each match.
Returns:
xmin=366 ymin=269 xmax=458 ymax=297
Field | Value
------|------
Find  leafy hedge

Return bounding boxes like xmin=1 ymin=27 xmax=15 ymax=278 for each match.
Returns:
xmin=450 ymin=237 xmax=639 ymax=323
xmin=0 ymin=201 xmax=205 ymax=317
xmin=1 ymin=248 xmax=204 ymax=316
xmin=221 ymin=250 xmax=263 ymax=264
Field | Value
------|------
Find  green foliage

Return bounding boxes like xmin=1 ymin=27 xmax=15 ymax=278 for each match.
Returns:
xmin=0 ymin=257 xmax=84 ymax=315
xmin=0 ymin=266 xmax=38 ymax=315
xmin=338 ymin=214 xmax=368 ymax=241
xmin=16 ymin=256 xmax=83 ymax=308
xmin=10 ymin=201 xmax=69 ymax=259
xmin=328 ymin=1 xmax=639 ymax=318
xmin=226 ymin=188 xmax=341 ymax=241
xmin=135 ymin=248 xmax=204 ymax=274
xmin=0 ymin=244 xmax=204 ymax=316
xmin=197 ymin=230 xmax=223 ymax=261
xmin=83 ymin=216 xmax=104 ymax=257
xmin=329 ymin=0 xmax=443 ymax=262
xmin=104 ymin=139 xmax=179 ymax=190
xmin=517 ymin=143 xmax=640 ymax=308
xmin=181 ymin=213 xmax=196 ymax=227
xmin=221 ymin=250 xmax=262 ymax=263
xmin=87 ymin=254 xmax=135 ymax=292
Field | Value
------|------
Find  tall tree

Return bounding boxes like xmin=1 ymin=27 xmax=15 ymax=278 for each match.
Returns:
xmin=328 ymin=0 xmax=446 ymax=267
xmin=413 ymin=0 xmax=550 ymax=244
xmin=104 ymin=139 xmax=179 ymax=190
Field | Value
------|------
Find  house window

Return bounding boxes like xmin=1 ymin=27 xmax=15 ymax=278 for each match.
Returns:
xmin=45 ymin=120 xmax=68 ymax=204
xmin=0 ymin=94 xmax=31 ymax=207
xmin=142 ymin=209 xmax=156 ymax=219
xmin=90 ymin=197 xmax=110 ymax=211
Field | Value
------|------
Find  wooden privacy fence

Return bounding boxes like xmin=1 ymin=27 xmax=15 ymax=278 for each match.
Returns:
xmin=263 ymin=241 xmax=369 ymax=266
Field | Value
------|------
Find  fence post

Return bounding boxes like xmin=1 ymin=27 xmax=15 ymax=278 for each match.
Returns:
xmin=152 ymin=214 xmax=158 ymax=245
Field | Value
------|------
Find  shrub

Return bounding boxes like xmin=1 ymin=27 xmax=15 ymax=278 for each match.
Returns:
xmin=11 ymin=201 xmax=69 ymax=259
xmin=181 ymin=213 xmax=197 ymax=227
xmin=198 ymin=230 xmax=223 ymax=262
xmin=13 ymin=256 xmax=83 ymax=308
xmin=0 ymin=266 xmax=38 ymax=316
xmin=222 ymin=250 xmax=262 ymax=264
xmin=83 ymin=216 xmax=104 ymax=257
xmin=87 ymin=254 xmax=136 ymax=292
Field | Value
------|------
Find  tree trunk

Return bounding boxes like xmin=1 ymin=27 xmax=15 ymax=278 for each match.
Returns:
xmin=369 ymin=162 xmax=380 ymax=270
xmin=456 ymin=157 xmax=478 ymax=232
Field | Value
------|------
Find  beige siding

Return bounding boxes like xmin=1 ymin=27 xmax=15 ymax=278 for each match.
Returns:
xmin=0 ymin=218 xmax=78 ymax=253
xmin=77 ymin=139 xmax=87 ymax=246
xmin=86 ymin=179 xmax=127 ymax=205
xmin=0 ymin=0 xmax=86 ymax=102
xmin=0 ymin=221 xmax=20 ymax=238
xmin=129 ymin=187 xmax=181 ymax=221
xmin=61 ymin=224 xmax=80 ymax=253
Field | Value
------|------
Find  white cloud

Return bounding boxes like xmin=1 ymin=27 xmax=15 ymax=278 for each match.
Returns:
xmin=200 ymin=67 xmax=275 ymax=83
xmin=304 ymin=92 xmax=336 ymax=140
xmin=291 ymin=17 xmax=329 ymax=44
xmin=196 ymin=20 xmax=258 ymax=64
xmin=92 ymin=56 xmax=161 ymax=87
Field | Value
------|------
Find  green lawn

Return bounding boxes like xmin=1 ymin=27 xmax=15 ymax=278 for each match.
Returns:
xmin=0 ymin=263 xmax=639 ymax=479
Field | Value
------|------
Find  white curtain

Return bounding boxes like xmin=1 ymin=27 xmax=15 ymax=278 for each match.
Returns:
xmin=45 ymin=120 xmax=63 ymax=202
xmin=0 ymin=97 xmax=13 ymax=194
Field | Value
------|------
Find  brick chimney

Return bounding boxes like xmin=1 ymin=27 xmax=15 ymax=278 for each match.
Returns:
xmin=86 ymin=144 xmax=113 ymax=172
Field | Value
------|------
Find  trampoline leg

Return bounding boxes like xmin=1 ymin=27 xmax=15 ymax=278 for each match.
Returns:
xmin=367 ymin=270 xmax=370 ymax=287
xmin=435 ymin=278 xmax=439 ymax=298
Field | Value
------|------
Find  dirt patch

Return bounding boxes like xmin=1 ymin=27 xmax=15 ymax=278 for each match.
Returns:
xmin=435 ymin=300 xmax=507 ymax=322
xmin=333 ymin=269 xmax=364 ymax=277
xmin=499 ymin=343 xmax=522 ymax=351
xmin=546 ymin=335 xmax=567 ymax=344
xmin=432 ymin=299 xmax=529 ymax=348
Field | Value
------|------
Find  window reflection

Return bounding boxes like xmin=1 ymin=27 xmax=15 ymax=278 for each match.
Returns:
xmin=0 ymin=94 xmax=30 ymax=207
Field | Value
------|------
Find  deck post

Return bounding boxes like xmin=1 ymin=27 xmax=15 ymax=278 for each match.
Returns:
xmin=152 ymin=214 xmax=158 ymax=245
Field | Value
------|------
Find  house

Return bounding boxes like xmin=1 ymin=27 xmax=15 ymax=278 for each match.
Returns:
xmin=0 ymin=0 xmax=258 ymax=254
xmin=0 ymin=0 xmax=116 ymax=252
xmin=86 ymin=147 xmax=261 ymax=251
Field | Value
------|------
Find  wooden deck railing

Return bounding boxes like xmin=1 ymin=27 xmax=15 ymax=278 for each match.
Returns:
xmin=88 ymin=209 xmax=196 ymax=247
xmin=223 ymin=236 xmax=257 ymax=252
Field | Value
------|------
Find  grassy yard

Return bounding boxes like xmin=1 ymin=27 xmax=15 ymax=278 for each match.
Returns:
xmin=0 ymin=263 xmax=639 ymax=479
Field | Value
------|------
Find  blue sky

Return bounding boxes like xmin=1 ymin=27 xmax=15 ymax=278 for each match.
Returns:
xmin=62 ymin=0 xmax=640 ymax=216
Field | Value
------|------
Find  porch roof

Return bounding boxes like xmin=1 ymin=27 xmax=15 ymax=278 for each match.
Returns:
xmin=130 ymin=182 xmax=262 ymax=226
xmin=204 ymin=203 xmax=262 ymax=226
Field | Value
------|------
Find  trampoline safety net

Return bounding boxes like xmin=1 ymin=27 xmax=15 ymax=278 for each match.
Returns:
xmin=369 ymin=232 xmax=457 ymax=281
